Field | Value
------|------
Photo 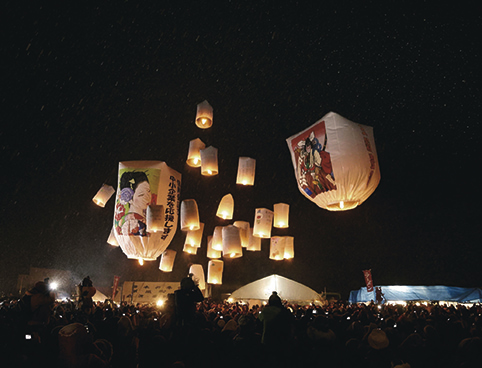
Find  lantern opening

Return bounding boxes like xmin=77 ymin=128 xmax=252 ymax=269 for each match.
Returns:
xmin=138 ymin=258 xmax=144 ymax=266
xmin=327 ymin=200 xmax=359 ymax=211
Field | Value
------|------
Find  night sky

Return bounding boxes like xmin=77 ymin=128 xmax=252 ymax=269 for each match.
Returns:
xmin=1 ymin=2 xmax=480 ymax=299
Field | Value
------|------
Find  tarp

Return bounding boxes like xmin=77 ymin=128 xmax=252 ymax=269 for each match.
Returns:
xmin=230 ymin=274 xmax=322 ymax=304
xmin=349 ymin=285 xmax=482 ymax=304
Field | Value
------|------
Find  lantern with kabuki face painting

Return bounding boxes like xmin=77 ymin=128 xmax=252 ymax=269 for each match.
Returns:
xmin=195 ymin=100 xmax=213 ymax=129
xmin=206 ymin=235 xmax=221 ymax=259
xmin=200 ymin=146 xmax=218 ymax=176
xmin=146 ymin=205 xmax=164 ymax=233
xmin=113 ymin=161 xmax=181 ymax=262
xmin=207 ymin=260 xmax=224 ymax=284
xmin=159 ymin=249 xmax=176 ymax=272
xmin=180 ymin=199 xmax=200 ymax=231
xmin=186 ymin=222 xmax=204 ymax=248
xmin=287 ymin=111 xmax=380 ymax=211
xmin=212 ymin=226 xmax=224 ymax=251
xmin=222 ymin=225 xmax=243 ymax=258
xmin=273 ymin=203 xmax=289 ymax=228
xmin=252 ymin=208 xmax=273 ymax=238
xmin=186 ymin=138 xmax=205 ymax=167
xmin=236 ymin=157 xmax=256 ymax=186
xmin=283 ymin=236 xmax=294 ymax=259
xmin=270 ymin=236 xmax=286 ymax=260
xmin=93 ymin=184 xmax=115 ymax=207
xmin=189 ymin=264 xmax=206 ymax=291
xmin=247 ymin=227 xmax=261 ymax=251
xmin=217 ymin=194 xmax=234 ymax=220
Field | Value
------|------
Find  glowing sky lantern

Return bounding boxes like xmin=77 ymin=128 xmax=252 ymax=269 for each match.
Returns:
xmin=186 ymin=138 xmax=205 ymax=167
xmin=207 ymin=260 xmax=224 ymax=284
xmin=113 ymin=161 xmax=181 ymax=263
xmin=206 ymin=235 xmax=221 ymax=259
xmin=159 ymin=249 xmax=176 ymax=272
xmin=286 ymin=111 xmax=381 ymax=211
xmin=236 ymin=157 xmax=256 ymax=186
xmin=185 ymin=222 xmax=204 ymax=248
xmin=93 ymin=184 xmax=115 ymax=207
xmin=222 ymin=225 xmax=243 ymax=258
xmin=216 ymin=194 xmax=234 ymax=220
xmin=180 ymin=199 xmax=200 ymax=231
xmin=200 ymin=146 xmax=218 ymax=176
xmin=107 ymin=228 xmax=119 ymax=247
xmin=247 ymin=226 xmax=261 ymax=251
xmin=270 ymin=236 xmax=286 ymax=260
xmin=183 ymin=242 xmax=198 ymax=254
xmin=195 ymin=100 xmax=213 ymax=129
xmin=283 ymin=236 xmax=294 ymax=259
xmin=146 ymin=204 xmax=164 ymax=233
xmin=189 ymin=264 xmax=206 ymax=291
xmin=233 ymin=221 xmax=250 ymax=247
xmin=252 ymin=208 xmax=273 ymax=238
xmin=212 ymin=226 xmax=224 ymax=251
xmin=273 ymin=203 xmax=289 ymax=228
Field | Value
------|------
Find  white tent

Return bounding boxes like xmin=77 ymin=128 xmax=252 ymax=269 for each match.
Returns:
xmin=92 ymin=289 xmax=108 ymax=303
xmin=230 ymin=274 xmax=322 ymax=305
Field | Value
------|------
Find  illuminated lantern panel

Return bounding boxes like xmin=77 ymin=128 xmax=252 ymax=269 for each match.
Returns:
xmin=212 ymin=226 xmax=224 ymax=251
xmin=159 ymin=249 xmax=176 ymax=272
xmin=216 ymin=194 xmax=234 ymax=220
xmin=273 ymin=203 xmax=289 ymax=228
xmin=186 ymin=138 xmax=206 ymax=167
xmin=107 ymin=228 xmax=119 ymax=247
xmin=207 ymin=260 xmax=224 ymax=284
xmin=252 ymin=208 xmax=273 ymax=238
xmin=180 ymin=199 xmax=200 ymax=231
xmin=200 ymin=146 xmax=219 ymax=176
xmin=185 ymin=222 xmax=204 ymax=248
xmin=233 ymin=221 xmax=250 ymax=248
xmin=270 ymin=236 xmax=286 ymax=261
xmin=146 ymin=205 xmax=164 ymax=233
xmin=195 ymin=100 xmax=213 ymax=129
xmin=283 ymin=236 xmax=295 ymax=259
xmin=247 ymin=227 xmax=261 ymax=251
xmin=286 ymin=111 xmax=381 ymax=211
xmin=222 ymin=225 xmax=243 ymax=258
xmin=189 ymin=264 xmax=206 ymax=290
xmin=206 ymin=235 xmax=221 ymax=259
xmin=93 ymin=184 xmax=115 ymax=207
xmin=183 ymin=242 xmax=198 ymax=255
xmin=236 ymin=157 xmax=256 ymax=186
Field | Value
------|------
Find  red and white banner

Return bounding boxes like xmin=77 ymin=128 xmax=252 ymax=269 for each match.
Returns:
xmin=112 ymin=275 xmax=120 ymax=300
xmin=363 ymin=269 xmax=374 ymax=292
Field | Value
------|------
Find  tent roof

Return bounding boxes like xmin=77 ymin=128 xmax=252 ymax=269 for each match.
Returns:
xmin=230 ymin=274 xmax=321 ymax=303
xmin=349 ymin=285 xmax=482 ymax=304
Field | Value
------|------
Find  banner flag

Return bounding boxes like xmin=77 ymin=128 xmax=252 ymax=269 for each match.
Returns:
xmin=112 ymin=275 xmax=120 ymax=300
xmin=363 ymin=269 xmax=374 ymax=292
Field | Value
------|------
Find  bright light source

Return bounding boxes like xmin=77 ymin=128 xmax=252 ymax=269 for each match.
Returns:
xmin=138 ymin=258 xmax=144 ymax=266
xmin=50 ymin=282 xmax=58 ymax=290
xmin=156 ymin=300 xmax=164 ymax=307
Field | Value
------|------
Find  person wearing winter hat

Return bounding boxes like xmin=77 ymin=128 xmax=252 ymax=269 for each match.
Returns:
xmin=368 ymin=329 xmax=389 ymax=350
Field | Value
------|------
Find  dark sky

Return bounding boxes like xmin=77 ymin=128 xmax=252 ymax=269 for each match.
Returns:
xmin=1 ymin=2 xmax=480 ymax=299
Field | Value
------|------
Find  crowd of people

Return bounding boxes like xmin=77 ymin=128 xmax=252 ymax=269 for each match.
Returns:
xmin=0 ymin=276 xmax=481 ymax=367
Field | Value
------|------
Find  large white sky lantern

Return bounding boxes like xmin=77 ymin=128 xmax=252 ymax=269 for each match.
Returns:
xmin=252 ymin=208 xmax=273 ymax=238
xmin=113 ymin=161 xmax=181 ymax=262
xmin=93 ymin=184 xmax=115 ymax=207
xmin=222 ymin=225 xmax=243 ymax=258
xmin=273 ymin=203 xmax=289 ymax=228
xmin=186 ymin=138 xmax=206 ymax=167
xmin=236 ymin=157 xmax=256 ymax=186
xmin=159 ymin=249 xmax=176 ymax=272
xmin=189 ymin=264 xmax=206 ymax=291
xmin=286 ymin=111 xmax=381 ymax=211
xmin=200 ymin=146 xmax=218 ymax=176
xmin=207 ymin=260 xmax=224 ymax=284
xmin=195 ymin=100 xmax=213 ymax=129
xmin=217 ymin=194 xmax=234 ymax=220
xmin=180 ymin=199 xmax=200 ymax=231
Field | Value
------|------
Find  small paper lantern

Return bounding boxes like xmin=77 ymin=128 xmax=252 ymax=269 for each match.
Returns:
xmin=270 ymin=236 xmax=286 ymax=261
xmin=236 ymin=157 xmax=256 ymax=186
xmin=207 ymin=260 xmax=224 ymax=284
xmin=159 ymin=249 xmax=176 ymax=272
xmin=252 ymin=208 xmax=273 ymax=238
xmin=200 ymin=146 xmax=218 ymax=176
xmin=233 ymin=221 xmax=250 ymax=248
xmin=247 ymin=227 xmax=261 ymax=251
xmin=216 ymin=194 xmax=234 ymax=220
xmin=189 ymin=264 xmax=206 ymax=290
xmin=180 ymin=199 xmax=200 ymax=231
xmin=195 ymin=100 xmax=213 ymax=129
xmin=283 ymin=236 xmax=294 ymax=259
xmin=212 ymin=226 xmax=224 ymax=251
xmin=185 ymin=222 xmax=204 ymax=248
xmin=186 ymin=138 xmax=206 ymax=167
xmin=92 ymin=184 xmax=115 ymax=207
xmin=222 ymin=225 xmax=243 ymax=258
xmin=183 ymin=242 xmax=198 ymax=255
xmin=107 ymin=228 xmax=119 ymax=247
xmin=206 ymin=235 xmax=221 ymax=259
xmin=273 ymin=203 xmax=289 ymax=228
xmin=286 ymin=111 xmax=381 ymax=211
xmin=146 ymin=205 xmax=164 ymax=233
